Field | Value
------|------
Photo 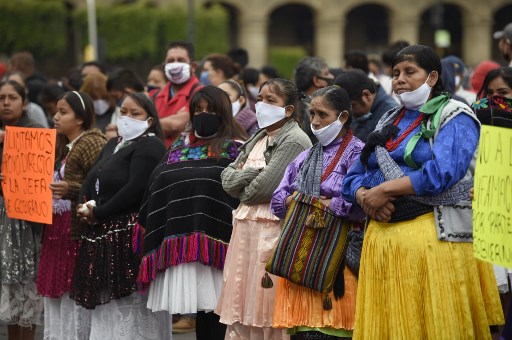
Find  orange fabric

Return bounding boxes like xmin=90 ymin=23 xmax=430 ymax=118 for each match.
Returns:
xmin=272 ymin=267 xmax=357 ymax=330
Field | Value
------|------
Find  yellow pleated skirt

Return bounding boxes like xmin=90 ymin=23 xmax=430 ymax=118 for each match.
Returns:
xmin=353 ymin=212 xmax=504 ymax=340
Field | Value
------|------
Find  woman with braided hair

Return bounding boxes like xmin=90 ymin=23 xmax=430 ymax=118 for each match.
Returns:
xmin=270 ymin=86 xmax=365 ymax=339
xmin=342 ymin=44 xmax=503 ymax=339
xmin=216 ymin=78 xmax=311 ymax=339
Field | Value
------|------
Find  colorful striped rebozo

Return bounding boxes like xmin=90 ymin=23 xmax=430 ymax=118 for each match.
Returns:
xmin=265 ymin=191 xmax=349 ymax=298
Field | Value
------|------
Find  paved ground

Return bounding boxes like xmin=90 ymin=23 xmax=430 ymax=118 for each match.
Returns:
xmin=0 ymin=322 xmax=196 ymax=339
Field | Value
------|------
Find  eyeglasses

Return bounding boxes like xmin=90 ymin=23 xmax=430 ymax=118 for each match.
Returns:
xmin=316 ymin=75 xmax=334 ymax=85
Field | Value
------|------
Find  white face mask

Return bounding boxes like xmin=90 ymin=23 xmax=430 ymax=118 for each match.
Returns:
xmin=255 ymin=101 xmax=287 ymax=128
xmin=397 ymin=74 xmax=432 ymax=110
xmin=454 ymin=75 xmax=461 ymax=88
xmin=93 ymin=99 xmax=110 ymax=116
xmin=311 ymin=112 xmax=344 ymax=146
xmin=231 ymin=99 xmax=241 ymax=116
xmin=248 ymin=85 xmax=259 ymax=99
xmin=164 ymin=62 xmax=191 ymax=84
xmin=117 ymin=115 xmax=149 ymax=140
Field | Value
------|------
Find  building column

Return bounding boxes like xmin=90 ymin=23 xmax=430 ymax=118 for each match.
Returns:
xmin=389 ymin=10 xmax=419 ymax=44
xmin=238 ymin=9 xmax=268 ymax=68
xmin=316 ymin=14 xmax=344 ymax=68
xmin=463 ymin=12 xmax=492 ymax=67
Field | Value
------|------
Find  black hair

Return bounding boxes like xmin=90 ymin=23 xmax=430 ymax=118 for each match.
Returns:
xmin=65 ymin=67 xmax=84 ymax=91
xmin=39 ymin=84 xmax=66 ymax=105
xmin=382 ymin=40 xmax=410 ymax=66
xmin=107 ymin=68 xmax=144 ymax=92
xmin=205 ymin=54 xmax=241 ymax=80
xmin=310 ymin=86 xmax=353 ymax=127
xmin=261 ymin=65 xmax=279 ymax=79
xmin=81 ymin=61 xmax=107 ymax=75
xmin=260 ymin=78 xmax=301 ymax=121
xmin=242 ymin=67 xmax=260 ymax=86
xmin=477 ymin=67 xmax=512 ymax=99
xmin=227 ymin=47 xmax=249 ymax=68
xmin=392 ymin=45 xmax=445 ymax=98
xmin=188 ymin=86 xmax=248 ymax=155
xmin=0 ymin=80 xmax=27 ymax=103
xmin=334 ymin=69 xmax=377 ymax=101
xmin=60 ymin=91 xmax=95 ymax=131
xmin=168 ymin=41 xmax=196 ymax=62
xmin=344 ymin=50 xmax=369 ymax=74
xmin=125 ymin=92 xmax=165 ymax=141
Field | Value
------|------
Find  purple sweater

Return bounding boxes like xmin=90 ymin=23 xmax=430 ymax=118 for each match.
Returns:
xmin=235 ymin=105 xmax=259 ymax=136
xmin=271 ymin=135 xmax=365 ymax=220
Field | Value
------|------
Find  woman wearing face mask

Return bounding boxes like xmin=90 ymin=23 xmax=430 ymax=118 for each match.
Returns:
xmin=202 ymin=54 xmax=241 ymax=86
xmin=146 ymin=64 xmax=167 ymax=94
xmin=36 ymin=91 xmax=107 ymax=339
xmin=472 ymin=67 xmax=512 ymax=340
xmin=0 ymin=80 xmax=45 ymax=340
xmin=341 ymin=45 xmax=504 ymax=338
xmin=476 ymin=67 xmax=512 ymax=100
xmin=218 ymin=79 xmax=259 ymax=136
xmin=270 ymin=86 xmax=365 ymax=340
xmin=216 ymin=78 xmax=312 ymax=339
xmin=135 ymin=86 xmax=247 ymax=339
xmin=70 ymin=93 xmax=169 ymax=339
xmin=80 ymin=73 xmax=119 ymax=139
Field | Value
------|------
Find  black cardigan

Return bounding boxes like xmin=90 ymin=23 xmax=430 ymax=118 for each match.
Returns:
xmin=80 ymin=136 xmax=166 ymax=221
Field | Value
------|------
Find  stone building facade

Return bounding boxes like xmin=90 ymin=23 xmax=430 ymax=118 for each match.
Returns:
xmin=76 ymin=0 xmax=512 ymax=67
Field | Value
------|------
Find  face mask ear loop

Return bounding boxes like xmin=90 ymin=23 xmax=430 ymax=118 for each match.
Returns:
xmin=425 ymin=73 xmax=432 ymax=86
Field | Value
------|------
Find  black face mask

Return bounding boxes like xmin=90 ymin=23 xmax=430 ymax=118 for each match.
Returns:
xmin=146 ymin=84 xmax=159 ymax=93
xmin=193 ymin=112 xmax=221 ymax=138
xmin=317 ymin=76 xmax=334 ymax=87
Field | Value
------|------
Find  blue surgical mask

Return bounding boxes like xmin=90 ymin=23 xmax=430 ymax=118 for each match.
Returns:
xmin=200 ymin=71 xmax=211 ymax=85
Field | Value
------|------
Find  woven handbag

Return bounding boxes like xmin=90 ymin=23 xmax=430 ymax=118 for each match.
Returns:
xmin=265 ymin=191 xmax=349 ymax=297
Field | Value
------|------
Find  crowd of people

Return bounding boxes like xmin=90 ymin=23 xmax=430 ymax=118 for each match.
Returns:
xmin=0 ymin=20 xmax=511 ymax=340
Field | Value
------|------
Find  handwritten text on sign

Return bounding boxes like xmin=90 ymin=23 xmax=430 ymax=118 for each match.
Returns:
xmin=473 ymin=125 xmax=512 ymax=268
xmin=1 ymin=127 xmax=56 ymax=224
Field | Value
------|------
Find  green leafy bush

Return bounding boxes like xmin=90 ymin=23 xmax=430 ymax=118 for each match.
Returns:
xmin=269 ymin=46 xmax=308 ymax=80
xmin=0 ymin=0 xmax=66 ymax=58
xmin=0 ymin=0 xmax=229 ymax=76
xmin=74 ymin=3 xmax=229 ymax=63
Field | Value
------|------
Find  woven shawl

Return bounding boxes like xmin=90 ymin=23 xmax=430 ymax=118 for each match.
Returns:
xmin=295 ymin=142 xmax=323 ymax=196
xmin=137 ymin=140 xmax=241 ymax=270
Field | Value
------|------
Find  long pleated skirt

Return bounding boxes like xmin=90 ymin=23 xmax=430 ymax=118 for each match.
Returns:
xmin=272 ymin=267 xmax=357 ymax=337
xmin=353 ymin=212 xmax=504 ymax=340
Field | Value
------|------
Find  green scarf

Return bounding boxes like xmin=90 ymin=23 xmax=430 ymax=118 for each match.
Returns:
xmin=404 ymin=93 xmax=451 ymax=168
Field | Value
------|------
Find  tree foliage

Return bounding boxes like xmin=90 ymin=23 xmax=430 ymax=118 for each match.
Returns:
xmin=0 ymin=0 xmax=67 ymax=58
xmin=1 ymin=0 xmax=229 ymax=64
xmin=73 ymin=3 xmax=229 ymax=62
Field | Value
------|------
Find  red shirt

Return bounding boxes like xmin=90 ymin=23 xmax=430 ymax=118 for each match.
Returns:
xmin=153 ymin=76 xmax=202 ymax=146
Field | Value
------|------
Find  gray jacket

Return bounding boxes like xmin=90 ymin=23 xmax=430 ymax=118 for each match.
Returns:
xmin=221 ymin=119 xmax=312 ymax=205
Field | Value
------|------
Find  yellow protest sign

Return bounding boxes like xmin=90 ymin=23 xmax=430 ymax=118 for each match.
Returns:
xmin=1 ymin=126 xmax=56 ymax=224
xmin=473 ymin=125 xmax=512 ymax=267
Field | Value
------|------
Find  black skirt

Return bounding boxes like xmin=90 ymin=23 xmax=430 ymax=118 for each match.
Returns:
xmin=70 ymin=213 xmax=139 ymax=309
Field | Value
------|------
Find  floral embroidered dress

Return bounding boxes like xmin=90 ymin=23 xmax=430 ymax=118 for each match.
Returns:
xmin=136 ymin=135 xmax=241 ymax=314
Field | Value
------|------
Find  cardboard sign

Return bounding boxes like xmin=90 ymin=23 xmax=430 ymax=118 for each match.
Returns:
xmin=1 ymin=126 xmax=56 ymax=224
xmin=473 ymin=125 xmax=512 ymax=268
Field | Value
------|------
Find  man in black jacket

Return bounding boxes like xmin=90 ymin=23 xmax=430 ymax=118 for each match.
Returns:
xmin=335 ymin=69 xmax=398 ymax=142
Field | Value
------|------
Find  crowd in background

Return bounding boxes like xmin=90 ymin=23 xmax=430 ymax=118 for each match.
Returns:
xmin=0 ymin=21 xmax=511 ymax=340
